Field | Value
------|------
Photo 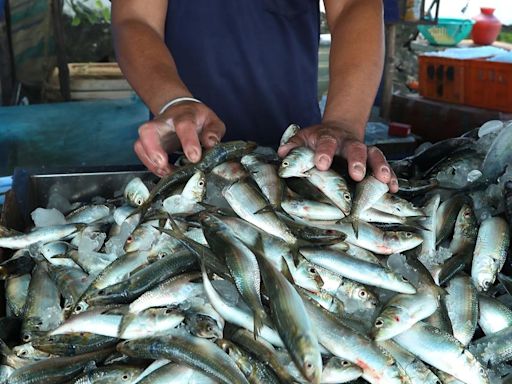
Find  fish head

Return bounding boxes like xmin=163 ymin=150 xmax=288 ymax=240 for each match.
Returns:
xmin=387 ymin=231 xmax=423 ymax=252
xmin=182 ymin=171 xmax=207 ymax=202
xmin=124 ymin=177 xmax=150 ymax=207
xmin=186 ymin=313 xmax=223 ymax=340
xmin=123 ymin=225 xmax=158 ymax=252
xmin=12 ymin=343 xmax=32 ymax=358
xmin=371 ymin=305 xmax=410 ymax=341
xmin=352 ymin=286 xmax=379 ymax=308
xmin=278 ymin=148 xmax=314 ymax=178
xmin=295 ymin=336 xmax=323 ymax=384
xmin=293 ymin=259 xmax=324 ymax=292
xmin=474 ymin=270 xmax=495 ymax=292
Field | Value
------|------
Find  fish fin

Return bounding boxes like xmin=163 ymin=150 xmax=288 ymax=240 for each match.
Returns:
xmin=127 ymin=202 xmax=149 ymax=220
xmin=253 ymin=310 xmax=266 ymax=339
xmin=254 ymin=205 xmax=274 ymax=215
xmin=280 ymin=257 xmax=295 ymax=285
xmin=0 ymin=338 xmax=12 ymax=356
xmin=154 ymin=215 xmax=185 ymax=239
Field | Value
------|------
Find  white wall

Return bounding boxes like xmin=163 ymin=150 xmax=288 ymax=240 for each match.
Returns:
xmin=426 ymin=0 xmax=511 ymax=25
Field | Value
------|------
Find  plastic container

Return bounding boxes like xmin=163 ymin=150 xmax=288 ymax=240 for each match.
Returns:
xmin=418 ymin=55 xmax=467 ymax=104
xmin=465 ymin=59 xmax=512 ymax=113
xmin=417 ymin=18 xmax=475 ymax=46
xmin=471 ymin=8 xmax=502 ymax=46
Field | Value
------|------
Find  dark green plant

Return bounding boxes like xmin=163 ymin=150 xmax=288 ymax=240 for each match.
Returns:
xmin=67 ymin=0 xmax=110 ymax=26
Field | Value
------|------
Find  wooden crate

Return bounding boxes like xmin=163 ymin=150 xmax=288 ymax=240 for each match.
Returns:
xmin=45 ymin=63 xmax=135 ymax=101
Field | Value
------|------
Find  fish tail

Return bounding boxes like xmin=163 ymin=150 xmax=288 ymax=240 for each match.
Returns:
xmin=405 ymin=216 xmax=429 ymax=231
xmin=339 ymin=215 xmax=359 ymax=238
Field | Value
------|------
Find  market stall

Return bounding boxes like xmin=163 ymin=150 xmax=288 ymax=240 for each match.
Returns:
xmin=0 ymin=1 xmax=512 ymax=383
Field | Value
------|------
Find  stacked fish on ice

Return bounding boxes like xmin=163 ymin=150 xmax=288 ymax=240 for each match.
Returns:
xmin=0 ymin=121 xmax=511 ymax=383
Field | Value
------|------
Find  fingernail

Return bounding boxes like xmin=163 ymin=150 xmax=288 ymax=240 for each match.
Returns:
xmin=391 ymin=178 xmax=398 ymax=186
xmin=317 ymin=155 xmax=331 ymax=169
xmin=353 ymin=163 xmax=366 ymax=177
xmin=208 ymin=136 xmax=220 ymax=147
xmin=151 ymin=154 xmax=164 ymax=167
xmin=381 ymin=166 xmax=390 ymax=175
xmin=186 ymin=149 xmax=200 ymax=163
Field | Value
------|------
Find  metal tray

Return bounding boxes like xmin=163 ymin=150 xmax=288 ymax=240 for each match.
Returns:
xmin=0 ymin=165 xmax=152 ymax=316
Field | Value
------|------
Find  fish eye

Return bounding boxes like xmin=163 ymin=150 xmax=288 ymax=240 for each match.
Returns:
xmin=198 ymin=180 xmax=205 ymax=186
xmin=405 ymin=232 xmax=412 ymax=238
xmin=165 ymin=308 xmax=173 ymax=314
xmin=341 ymin=360 xmax=350 ymax=367
xmin=343 ymin=193 xmax=351 ymax=201
xmin=401 ymin=276 xmax=409 ymax=282
xmin=282 ymin=161 xmax=289 ymax=167
xmin=126 ymin=236 xmax=134 ymax=243
xmin=122 ymin=374 xmax=129 ymax=381
xmin=207 ymin=326 xmax=213 ymax=332
xmin=158 ymin=251 xmax=167 ymax=259
xmin=308 ymin=267 xmax=317 ymax=275
xmin=482 ymin=280 xmax=491 ymax=289
xmin=374 ymin=318 xmax=384 ymax=328
xmin=19 ymin=350 xmax=27 ymax=357
xmin=358 ymin=289 xmax=367 ymax=298
xmin=22 ymin=334 xmax=30 ymax=342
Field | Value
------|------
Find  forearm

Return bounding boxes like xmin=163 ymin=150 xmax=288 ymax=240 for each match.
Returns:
xmin=112 ymin=19 xmax=191 ymax=115
xmin=323 ymin=0 xmax=384 ymax=140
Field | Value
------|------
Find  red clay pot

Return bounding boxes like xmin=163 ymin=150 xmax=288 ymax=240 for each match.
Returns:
xmin=471 ymin=7 xmax=502 ymax=45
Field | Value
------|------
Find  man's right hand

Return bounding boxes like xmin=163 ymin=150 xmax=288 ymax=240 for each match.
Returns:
xmin=134 ymin=101 xmax=226 ymax=177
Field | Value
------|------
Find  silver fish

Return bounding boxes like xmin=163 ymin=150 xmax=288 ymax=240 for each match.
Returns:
xmin=445 ymin=274 xmax=478 ymax=346
xmin=278 ymin=147 xmax=315 ymax=178
xmin=304 ymin=168 xmax=352 ymax=216
xmin=223 ymin=178 xmax=297 ymax=244
xmin=471 ymin=216 xmax=510 ymax=291
xmin=393 ymin=321 xmax=489 ymax=384
xmin=301 ymin=248 xmax=416 ymax=294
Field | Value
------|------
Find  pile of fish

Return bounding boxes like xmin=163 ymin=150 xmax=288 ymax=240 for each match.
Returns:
xmin=0 ymin=120 xmax=512 ymax=384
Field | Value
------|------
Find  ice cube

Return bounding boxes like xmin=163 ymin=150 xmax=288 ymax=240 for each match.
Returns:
xmin=46 ymin=192 xmax=72 ymax=214
xmin=78 ymin=228 xmax=106 ymax=254
xmin=478 ymin=120 xmax=504 ymax=138
xmin=31 ymin=208 xmax=67 ymax=227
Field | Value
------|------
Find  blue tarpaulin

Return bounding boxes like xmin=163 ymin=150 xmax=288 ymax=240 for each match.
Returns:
xmin=0 ymin=96 xmax=148 ymax=176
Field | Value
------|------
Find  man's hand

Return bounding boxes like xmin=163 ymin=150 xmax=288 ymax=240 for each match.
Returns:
xmin=134 ymin=101 xmax=225 ymax=177
xmin=277 ymin=122 xmax=399 ymax=193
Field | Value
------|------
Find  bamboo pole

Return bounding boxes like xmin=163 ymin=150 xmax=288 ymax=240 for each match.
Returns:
xmin=51 ymin=0 xmax=71 ymax=101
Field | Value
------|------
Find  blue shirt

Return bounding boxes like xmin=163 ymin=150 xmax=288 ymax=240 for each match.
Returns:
xmin=164 ymin=0 xmax=321 ymax=147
